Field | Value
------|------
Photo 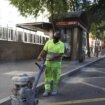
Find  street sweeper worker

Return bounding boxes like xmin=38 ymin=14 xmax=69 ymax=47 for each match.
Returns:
xmin=37 ymin=31 xmax=64 ymax=96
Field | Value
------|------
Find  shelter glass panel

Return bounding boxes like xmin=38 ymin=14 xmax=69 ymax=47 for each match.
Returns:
xmin=58 ymin=28 xmax=72 ymax=57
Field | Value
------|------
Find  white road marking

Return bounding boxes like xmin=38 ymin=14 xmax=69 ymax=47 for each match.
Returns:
xmin=4 ymin=71 xmax=37 ymax=76
xmin=81 ymin=81 xmax=105 ymax=91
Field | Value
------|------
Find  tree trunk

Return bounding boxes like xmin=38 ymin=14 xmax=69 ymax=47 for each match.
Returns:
xmin=86 ymin=32 xmax=90 ymax=57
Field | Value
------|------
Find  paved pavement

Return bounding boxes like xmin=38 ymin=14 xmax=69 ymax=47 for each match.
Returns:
xmin=0 ymin=55 xmax=104 ymax=105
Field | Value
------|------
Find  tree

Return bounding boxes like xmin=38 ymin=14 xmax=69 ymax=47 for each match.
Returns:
xmin=8 ymin=0 xmax=93 ymax=18
xmin=87 ymin=0 xmax=105 ymax=40
xmin=9 ymin=0 xmax=70 ymax=18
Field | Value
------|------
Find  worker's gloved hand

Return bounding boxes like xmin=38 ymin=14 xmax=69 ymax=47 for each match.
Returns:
xmin=47 ymin=57 xmax=55 ymax=61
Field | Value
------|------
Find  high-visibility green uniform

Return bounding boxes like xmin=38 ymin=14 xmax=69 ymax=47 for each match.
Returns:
xmin=43 ymin=39 xmax=64 ymax=91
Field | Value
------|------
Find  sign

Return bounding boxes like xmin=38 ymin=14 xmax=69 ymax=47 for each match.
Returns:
xmin=56 ymin=21 xmax=78 ymax=26
xmin=55 ymin=21 xmax=87 ymax=31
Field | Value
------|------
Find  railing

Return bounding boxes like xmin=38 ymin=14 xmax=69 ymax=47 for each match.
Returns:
xmin=0 ymin=26 xmax=49 ymax=45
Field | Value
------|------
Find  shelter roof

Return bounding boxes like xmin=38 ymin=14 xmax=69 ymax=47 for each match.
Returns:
xmin=16 ymin=11 xmax=88 ymax=32
xmin=61 ymin=11 xmax=88 ymax=28
xmin=16 ymin=22 xmax=52 ymax=32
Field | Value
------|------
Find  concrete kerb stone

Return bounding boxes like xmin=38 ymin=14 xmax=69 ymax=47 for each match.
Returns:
xmin=0 ymin=56 xmax=105 ymax=105
xmin=61 ymin=56 xmax=105 ymax=80
xmin=0 ymin=97 xmax=11 ymax=105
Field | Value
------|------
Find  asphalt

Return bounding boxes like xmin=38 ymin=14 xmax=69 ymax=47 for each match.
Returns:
xmin=38 ymin=57 xmax=105 ymax=105
xmin=0 ymin=55 xmax=105 ymax=105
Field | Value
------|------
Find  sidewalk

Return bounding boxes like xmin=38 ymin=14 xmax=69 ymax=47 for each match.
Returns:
xmin=0 ymin=55 xmax=105 ymax=105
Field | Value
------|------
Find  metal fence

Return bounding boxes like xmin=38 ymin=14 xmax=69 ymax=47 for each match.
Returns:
xmin=0 ymin=26 xmax=49 ymax=45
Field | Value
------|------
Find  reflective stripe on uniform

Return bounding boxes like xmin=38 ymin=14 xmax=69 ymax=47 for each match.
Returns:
xmin=46 ymin=51 xmax=62 ymax=62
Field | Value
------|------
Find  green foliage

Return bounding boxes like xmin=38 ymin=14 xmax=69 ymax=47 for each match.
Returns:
xmin=9 ymin=0 xmax=104 ymax=23
xmin=8 ymin=0 xmax=92 ymax=18
xmin=90 ymin=23 xmax=97 ymax=35
xmin=9 ymin=0 xmax=45 ymax=17
xmin=88 ymin=2 xmax=105 ymax=24
xmin=87 ymin=0 xmax=105 ymax=40
xmin=9 ymin=0 xmax=69 ymax=18
xmin=90 ymin=21 xmax=105 ymax=40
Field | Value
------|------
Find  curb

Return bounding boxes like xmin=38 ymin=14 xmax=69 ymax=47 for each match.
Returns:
xmin=61 ymin=56 xmax=105 ymax=79
xmin=0 ymin=56 xmax=105 ymax=105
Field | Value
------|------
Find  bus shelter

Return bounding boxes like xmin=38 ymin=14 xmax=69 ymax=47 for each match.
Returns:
xmin=54 ymin=11 xmax=88 ymax=61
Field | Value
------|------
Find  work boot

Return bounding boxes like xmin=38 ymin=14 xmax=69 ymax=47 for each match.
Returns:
xmin=43 ymin=90 xmax=51 ymax=97
xmin=51 ymin=89 xmax=58 ymax=96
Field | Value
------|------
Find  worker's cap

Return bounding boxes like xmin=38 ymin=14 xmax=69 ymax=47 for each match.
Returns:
xmin=54 ymin=31 xmax=61 ymax=38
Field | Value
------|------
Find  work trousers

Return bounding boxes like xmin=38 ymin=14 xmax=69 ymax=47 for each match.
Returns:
xmin=44 ymin=66 xmax=61 ymax=91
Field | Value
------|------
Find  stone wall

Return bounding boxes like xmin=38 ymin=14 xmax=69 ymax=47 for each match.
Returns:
xmin=0 ymin=40 xmax=43 ymax=61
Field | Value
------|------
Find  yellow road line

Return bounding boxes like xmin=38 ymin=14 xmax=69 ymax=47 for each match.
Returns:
xmin=51 ymin=97 xmax=105 ymax=105
xmin=81 ymin=81 xmax=105 ymax=91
